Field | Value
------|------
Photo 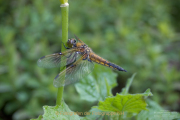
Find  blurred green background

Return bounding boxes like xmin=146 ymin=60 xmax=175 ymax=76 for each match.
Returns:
xmin=0 ymin=0 xmax=180 ymax=119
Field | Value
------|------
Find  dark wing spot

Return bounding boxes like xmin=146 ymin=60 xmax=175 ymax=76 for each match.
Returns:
xmin=70 ymin=64 xmax=75 ymax=67
xmin=40 ymin=56 xmax=45 ymax=59
xmin=54 ymin=74 xmax=59 ymax=79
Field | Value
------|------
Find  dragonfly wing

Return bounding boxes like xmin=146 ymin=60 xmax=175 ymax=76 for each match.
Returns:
xmin=74 ymin=34 xmax=85 ymax=44
xmin=53 ymin=55 xmax=94 ymax=87
xmin=37 ymin=48 xmax=78 ymax=68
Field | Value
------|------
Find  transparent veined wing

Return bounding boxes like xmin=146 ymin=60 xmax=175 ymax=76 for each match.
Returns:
xmin=37 ymin=48 xmax=79 ymax=68
xmin=74 ymin=34 xmax=85 ymax=44
xmin=53 ymin=54 xmax=94 ymax=87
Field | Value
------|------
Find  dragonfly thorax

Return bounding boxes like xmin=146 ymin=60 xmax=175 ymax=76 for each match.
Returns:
xmin=84 ymin=46 xmax=92 ymax=55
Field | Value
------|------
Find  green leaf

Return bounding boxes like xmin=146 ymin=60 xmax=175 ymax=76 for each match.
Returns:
xmin=137 ymin=99 xmax=180 ymax=120
xmin=94 ymin=89 xmax=153 ymax=114
xmin=86 ymin=108 xmax=104 ymax=120
xmin=31 ymin=101 xmax=82 ymax=120
xmin=75 ymin=64 xmax=118 ymax=102
xmin=120 ymin=73 xmax=136 ymax=95
xmin=30 ymin=101 xmax=90 ymax=120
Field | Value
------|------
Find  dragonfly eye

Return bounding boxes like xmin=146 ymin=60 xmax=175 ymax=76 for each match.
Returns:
xmin=74 ymin=40 xmax=76 ymax=43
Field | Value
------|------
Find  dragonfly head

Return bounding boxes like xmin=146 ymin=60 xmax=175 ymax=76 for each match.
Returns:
xmin=67 ymin=38 xmax=77 ymax=48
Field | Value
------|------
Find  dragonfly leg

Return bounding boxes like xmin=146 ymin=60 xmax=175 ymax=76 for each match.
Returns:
xmin=62 ymin=42 xmax=70 ymax=49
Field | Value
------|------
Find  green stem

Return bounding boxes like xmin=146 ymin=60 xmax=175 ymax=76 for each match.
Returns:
xmin=56 ymin=0 xmax=69 ymax=106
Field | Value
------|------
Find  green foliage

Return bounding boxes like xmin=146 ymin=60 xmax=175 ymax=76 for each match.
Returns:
xmin=0 ymin=0 xmax=180 ymax=120
xmin=42 ymin=102 xmax=80 ymax=120
xmin=94 ymin=89 xmax=152 ymax=113
xmin=75 ymin=64 xmax=117 ymax=101
xmin=31 ymin=75 xmax=153 ymax=120
xmin=137 ymin=100 xmax=180 ymax=120
xmin=85 ymin=108 xmax=104 ymax=120
xmin=120 ymin=73 xmax=136 ymax=95
xmin=31 ymin=101 xmax=86 ymax=120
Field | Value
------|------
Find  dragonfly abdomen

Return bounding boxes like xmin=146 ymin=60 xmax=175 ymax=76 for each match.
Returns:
xmin=89 ymin=53 xmax=127 ymax=72
xmin=107 ymin=62 xmax=127 ymax=72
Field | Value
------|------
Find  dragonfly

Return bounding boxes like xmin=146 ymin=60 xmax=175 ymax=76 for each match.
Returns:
xmin=37 ymin=35 xmax=127 ymax=87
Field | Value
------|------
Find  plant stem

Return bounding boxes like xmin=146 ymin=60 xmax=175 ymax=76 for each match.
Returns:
xmin=56 ymin=0 xmax=69 ymax=106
